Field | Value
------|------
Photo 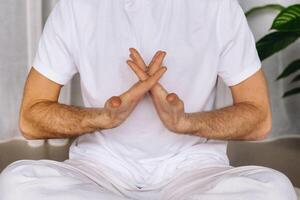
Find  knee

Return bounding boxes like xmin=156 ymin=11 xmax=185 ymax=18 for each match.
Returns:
xmin=1 ymin=160 xmax=38 ymax=178
xmin=0 ymin=160 xmax=42 ymax=199
xmin=256 ymin=167 xmax=297 ymax=200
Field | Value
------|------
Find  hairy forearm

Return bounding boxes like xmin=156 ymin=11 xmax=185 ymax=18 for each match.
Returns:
xmin=183 ymin=102 xmax=270 ymax=141
xmin=20 ymin=101 xmax=110 ymax=139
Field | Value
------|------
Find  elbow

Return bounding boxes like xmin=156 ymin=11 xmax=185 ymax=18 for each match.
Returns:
xmin=256 ymin=120 xmax=272 ymax=141
xmin=251 ymin=101 xmax=273 ymax=141
xmin=244 ymin=110 xmax=272 ymax=141
xmin=19 ymin=115 xmax=38 ymax=140
xmin=252 ymin=114 xmax=272 ymax=141
xmin=19 ymin=119 xmax=33 ymax=140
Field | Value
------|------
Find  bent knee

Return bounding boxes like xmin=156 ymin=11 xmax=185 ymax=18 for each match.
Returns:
xmin=251 ymin=167 xmax=297 ymax=200
xmin=0 ymin=160 xmax=41 ymax=186
xmin=1 ymin=160 xmax=44 ymax=179
xmin=0 ymin=160 xmax=36 ymax=199
xmin=0 ymin=160 xmax=66 ymax=199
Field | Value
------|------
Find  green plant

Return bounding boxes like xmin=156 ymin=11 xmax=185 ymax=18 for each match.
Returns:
xmin=246 ymin=4 xmax=300 ymax=97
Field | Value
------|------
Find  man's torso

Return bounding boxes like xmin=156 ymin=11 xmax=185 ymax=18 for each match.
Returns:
xmin=67 ymin=0 xmax=228 ymax=188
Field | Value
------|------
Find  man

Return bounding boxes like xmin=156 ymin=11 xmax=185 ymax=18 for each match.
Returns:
xmin=0 ymin=0 xmax=297 ymax=199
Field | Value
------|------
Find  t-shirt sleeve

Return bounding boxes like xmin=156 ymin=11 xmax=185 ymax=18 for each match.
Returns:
xmin=217 ymin=0 xmax=261 ymax=87
xmin=32 ymin=0 xmax=77 ymax=85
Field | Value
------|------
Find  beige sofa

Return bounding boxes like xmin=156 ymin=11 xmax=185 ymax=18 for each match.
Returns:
xmin=0 ymin=137 xmax=300 ymax=198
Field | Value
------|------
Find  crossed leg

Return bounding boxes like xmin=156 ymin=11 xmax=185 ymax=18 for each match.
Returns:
xmin=0 ymin=160 xmax=131 ymax=200
xmin=160 ymin=165 xmax=297 ymax=200
xmin=1 ymin=161 xmax=297 ymax=200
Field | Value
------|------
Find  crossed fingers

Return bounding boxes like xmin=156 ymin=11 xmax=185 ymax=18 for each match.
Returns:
xmin=127 ymin=48 xmax=167 ymax=81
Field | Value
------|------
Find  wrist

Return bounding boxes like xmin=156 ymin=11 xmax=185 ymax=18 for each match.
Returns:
xmin=180 ymin=113 xmax=202 ymax=135
xmin=175 ymin=113 xmax=193 ymax=134
xmin=81 ymin=108 xmax=111 ymax=131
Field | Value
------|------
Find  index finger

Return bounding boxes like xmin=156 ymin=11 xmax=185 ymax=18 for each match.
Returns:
xmin=123 ymin=67 xmax=167 ymax=100
xmin=148 ymin=51 xmax=167 ymax=76
xmin=129 ymin=48 xmax=147 ymax=71
xmin=127 ymin=60 xmax=149 ymax=81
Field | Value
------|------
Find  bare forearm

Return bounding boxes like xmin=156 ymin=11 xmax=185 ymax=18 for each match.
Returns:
xmin=183 ymin=102 xmax=271 ymax=141
xmin=20 ymin=101 xmax=110 ymax=139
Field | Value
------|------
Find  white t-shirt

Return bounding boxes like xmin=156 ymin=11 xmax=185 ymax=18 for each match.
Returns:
xmin=33 ymin=0 xmax=261 ymax=189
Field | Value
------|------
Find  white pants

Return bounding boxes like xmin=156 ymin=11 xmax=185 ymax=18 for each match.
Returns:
xmin=0 ymin=159 xmax=297 ymax=200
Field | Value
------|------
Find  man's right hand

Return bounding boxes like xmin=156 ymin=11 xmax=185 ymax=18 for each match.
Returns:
xmin=102 ymin=63 xmax=167 ymax=129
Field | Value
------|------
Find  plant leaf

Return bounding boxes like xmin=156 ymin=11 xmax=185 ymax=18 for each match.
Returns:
xmin=271 ymin=4 xmax=300 ymax=32
xmin=283 ymin=87 xmax=300 ymax=97
xmin=245 ymin=4 xmax=285 ymax=17
xmin=277 ymin=59 xmax=300 ymax=80
xmin=256 ymin=32 xmax=300 ymax=61
xmin=291 ymin=74 xmax=300 ymax=83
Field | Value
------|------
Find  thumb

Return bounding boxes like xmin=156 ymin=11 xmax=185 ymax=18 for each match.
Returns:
xmin=105 ymin=96 xmax=122 ymax=109
xmin=166 ymin=93 xmax=180 ymax=105
xmin=166 ymin=93 xmax=185 ymax=114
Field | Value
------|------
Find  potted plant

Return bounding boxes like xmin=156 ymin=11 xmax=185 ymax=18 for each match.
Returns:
xmin=246 ymin=4 xmax=300 ymax=97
